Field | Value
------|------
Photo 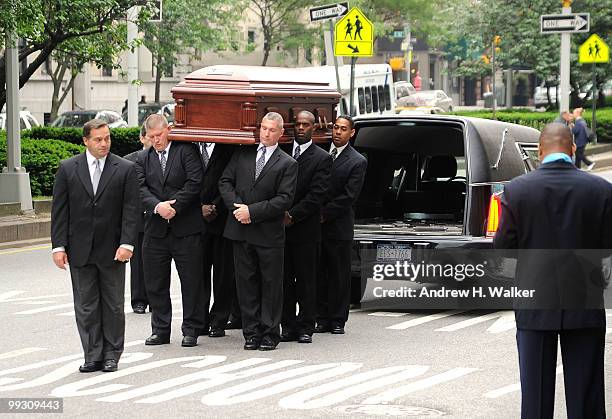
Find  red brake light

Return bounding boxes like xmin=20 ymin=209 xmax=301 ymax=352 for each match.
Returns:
xmin=486 ymin=193 xmax=502 ymax=238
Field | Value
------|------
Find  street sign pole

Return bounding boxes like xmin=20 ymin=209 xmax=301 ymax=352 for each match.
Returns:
xmin=559 ymin=4 xmax=571 ymax=114
xmin=591 ymin=62 xmax=597 ymax=143
xmin=329 ymin=19 xmax=344 ymax=115
xmin=0 ymin=32 xmax=33 ymax=211
xmin=127 ymin=6 xmax=139 ymax=127
xmin=491 ymin=39 xmax=496 ymax=120
xmin=349 ymin=57 xmax=357 ymax=116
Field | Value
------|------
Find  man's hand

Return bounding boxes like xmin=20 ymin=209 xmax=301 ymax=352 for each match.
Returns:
xmin=284 ymin=211 xmax=293 ymax=226
xmin=114 ymin=247 xmax=133 ymax=263
xmin=233 ymin=203 xmax=251 ymax=224
xmin=157 ymin=199 xmax=177 ymax=220
xmin=202 ymin=204 xmax=218 ymax=222
xmin=53 ymin=251 xmax=69 ymax=270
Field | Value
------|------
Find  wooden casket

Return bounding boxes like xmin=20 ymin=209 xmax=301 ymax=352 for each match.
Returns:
xmin=169 ymin=65 xmax=341 ymax=144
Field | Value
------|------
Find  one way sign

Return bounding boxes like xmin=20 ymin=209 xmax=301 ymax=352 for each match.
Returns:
xmin=309 ymin=2 xmax=349 ymax=23
xmin=540 ymin=13 xmax=589 ymax=34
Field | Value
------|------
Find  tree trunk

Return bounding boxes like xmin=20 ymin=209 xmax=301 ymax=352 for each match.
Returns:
xmin=155 ymin=50 xmax=162 ymax=103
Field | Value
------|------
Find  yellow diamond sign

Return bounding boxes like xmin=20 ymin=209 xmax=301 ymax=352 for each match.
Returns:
xmin=579 ymin=34 xmax=609 ymax=64
xmin=334 ymin=7 xmax=373 ymax=57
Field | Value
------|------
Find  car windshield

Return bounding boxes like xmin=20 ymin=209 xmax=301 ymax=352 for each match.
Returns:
xmin=52 ymin=112 xmax=98 ymax=127
xmin=417 ymin=92 xmax=437 ymax=99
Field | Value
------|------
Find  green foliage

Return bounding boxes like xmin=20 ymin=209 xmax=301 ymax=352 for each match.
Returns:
xmin=0 ymin=135 xmax=84 ymax=196
xmin=452 ymin=108 xmax=612 ymax=142
xmin=25 ymin=127 xmax=142 ymax=156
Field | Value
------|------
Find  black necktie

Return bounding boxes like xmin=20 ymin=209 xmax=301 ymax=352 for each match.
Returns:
xmin=331 ymin=148 xmax=338 ymax=161
xmin=200 ymin=143 xmax=209 ymax=168
xmin=255 ymin=147 xmax=266 ymax=180
xmin=159 ymin=150 xmax=167 ymax=174
xmin=293 ymin=145 xmax=301 ymax=160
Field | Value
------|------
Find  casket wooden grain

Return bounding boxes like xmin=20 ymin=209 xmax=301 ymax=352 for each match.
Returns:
xmin=169 ymin=65 xmax=341 ymax=144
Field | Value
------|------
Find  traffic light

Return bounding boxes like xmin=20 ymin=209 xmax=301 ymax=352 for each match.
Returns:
xmin=481 ymin=54 xmax=490 ymax=65
xmin=493 ymin=35 xmax=501 ymax=46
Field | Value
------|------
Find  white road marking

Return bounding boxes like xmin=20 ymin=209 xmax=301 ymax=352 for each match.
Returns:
xmin=362 ymin=367 xmax=477 ymax=405
xmin=202 ymin=362 xmax=362 ymax=406
xmin=14 ymin=303 xmax=74 ymax=315
xmin=368 ymin=312 xmax=408 ymax=317
xmin=0 ymin=347 xmax=45 ymax=360
xmin=386 ymin=310 xmax=467 ymax=330
xmin=3 ymin=293 xmax=71 ymax=302
xmin=484 ymin=365 xmax=563 ymax=399
xmin=0 ymin=291 xmax=25 ymax=302
xmin=435 ymin=311 xmax=514 ymax=333
xmin=278 ymin=365 xmax=430 ymax=410
xmin=135 ymin=360 xmax=304 ymax=404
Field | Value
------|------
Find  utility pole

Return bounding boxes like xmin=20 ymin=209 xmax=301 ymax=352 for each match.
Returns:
xmin=559 ymin=0 xmax=572 ymax=113
xmin=0 ymin=32 xmax=33 ymax=211
xmin=491 ymin=39 xmax=496 ymax=119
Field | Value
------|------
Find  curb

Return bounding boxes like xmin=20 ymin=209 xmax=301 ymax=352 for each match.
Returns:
xmin=0 ymin=238 xmax=51 ymax=251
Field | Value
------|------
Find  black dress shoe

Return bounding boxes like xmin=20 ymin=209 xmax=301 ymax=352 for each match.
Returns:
xmin=226 ymin=319 xmax=242 ymax=330
xmin=209 ymin=328 xmax=226 ymax=338
xmin=258 ymin=337 xmax=277 ymax=351
xmin=102 ymin=359 xmax=118 ymax=372
xmin=79 ymin=361 xmax=103 ymax=373
xmin=244 ymin=338 xmax=260 ymax=350
xmin=280 ymin=332 xmax=297 ymax=342
xmin=297 ymin=334 xmax=313 ymax=343
xmin=181 ymin=335 xmax=198 ymax=347
xmin=314 ymin=324 xmax=331 ymax=333
xmin=133 ymin=302 xmax=147 ymax=314
xmin=331 ymin=325 xmax=345 ymax=334
xmin=145 ymin=334 xmax=170 ymax=345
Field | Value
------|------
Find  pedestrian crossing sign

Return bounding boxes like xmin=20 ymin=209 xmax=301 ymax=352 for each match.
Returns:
xmin=334 ymin=7 xmax=373 ymax=57
xmin=578 ymin=34 xmax=609 ymax=64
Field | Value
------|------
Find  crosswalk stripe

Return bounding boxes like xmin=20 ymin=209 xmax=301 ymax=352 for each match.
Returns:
xmin=368 ymin=312 xmax=408 ymax=317
xmin=435 ymin=311 xmax=513 ymax=332
xmin=0 ymin=348 xmax=46 ymax=360
xmin=386 ymin=310 xmax=467 ymax=330
xmin=0 ymin=291 xmax=25 ymax=302
xmin=14 ymin=303 xmax=74 ymax=315
xmin=3 ymin=293 xmax=71 ymax=303
xmin=484 ymin=365 xmax=562 ymax=399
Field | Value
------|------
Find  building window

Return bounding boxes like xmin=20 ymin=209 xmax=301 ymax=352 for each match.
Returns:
xmin=102 ymin=65 xmax=113 ymax=77
xmin=247 ymin=30 xmax=255 ymax=46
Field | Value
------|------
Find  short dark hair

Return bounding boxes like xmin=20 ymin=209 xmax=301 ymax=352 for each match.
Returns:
xmin=83 ymin=119 xmax=108 ymax=138
xmin=336 ymin=114 xmax=354 ymax=129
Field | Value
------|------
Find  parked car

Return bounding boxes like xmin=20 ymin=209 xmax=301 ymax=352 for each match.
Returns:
xmin=394 ymin=81 xmax=426 ymax=111
xmin=534 ymin=81 xmax=592 ymax=108
xmin=51 ymin=110 xmax=127 ymax=128
xmin=122 ymin=102 xmax=173 ymax=126
xmin=411 ymin=90 xmax=454 ymax=112
xmin=0 ymin=110 xmax=41 ymax=130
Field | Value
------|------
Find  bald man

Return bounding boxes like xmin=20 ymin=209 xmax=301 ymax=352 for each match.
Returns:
xmin=494 ymin=123 xmax=612 ymax=419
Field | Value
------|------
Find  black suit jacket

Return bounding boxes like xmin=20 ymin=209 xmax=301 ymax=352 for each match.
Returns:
xmin=51 ymin=153 xmax=139 ymax=267
xmin=123 ymin=149 xmax=147 ymax=233
xmin=321 ymin=144 xmax=367 ymax=241
xmin=494 ymin=161 xmax=612 ymax=330
xmin=135 ymin=141 xmax=204 ymax=238
xmin=199 ymin=144 xmax=234 ymax=236
xmin=281 ymin=142 xmax=332 ymax=243
xmin=219 ymin=145 xmax=298 ymax=248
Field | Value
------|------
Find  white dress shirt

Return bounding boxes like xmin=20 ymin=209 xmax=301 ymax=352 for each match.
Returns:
xmin=330 ymin=142 xmax=349 ymax=158
xmin=256 ymin=143 xmax=278 ymax=166
xmin=157 ymin=141 xmax=172 ymax=163
xmin=292 ymin=140 xmax=312 ymax=158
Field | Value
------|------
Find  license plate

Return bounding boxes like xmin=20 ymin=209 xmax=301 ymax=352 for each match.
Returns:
xmin=376 ymin=244 xmax=411 ymax=261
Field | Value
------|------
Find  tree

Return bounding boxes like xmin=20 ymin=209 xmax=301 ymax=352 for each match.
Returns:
xmin=141 ymin=0 xmax=241 ymax=102
xmin=0 ymin=0 xmax=147 ymax=112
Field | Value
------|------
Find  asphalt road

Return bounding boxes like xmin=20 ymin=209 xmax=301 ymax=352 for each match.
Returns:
xmin=0 ymin=243 xmax=611 ymax=419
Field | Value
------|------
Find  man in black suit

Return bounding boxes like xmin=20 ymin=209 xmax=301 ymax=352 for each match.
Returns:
xmin=494 ymin=123 xmax=611 ymax=419
xmin=219 ymin=112 xmax=298 ymax=351
xmin=196 ymin=141 xmax=235 ymax=337
xmin=135 ymin=114 xmax=206 ymax=347
xmin=316 ymin=115 xmax=367 ymax=335
xmin=51 ymin=119 xmax=139 ymax=373
xmin=123 ymin=125 xmax=151 ymax=314
xmin=281 ymin=111 xmax=332 ymax=343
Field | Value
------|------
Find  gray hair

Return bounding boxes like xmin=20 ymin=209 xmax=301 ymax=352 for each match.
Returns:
xmin=144 ymin=113 xmax=168 ymax=132
xmin=262 ymin=112 xmax=284 ymax=129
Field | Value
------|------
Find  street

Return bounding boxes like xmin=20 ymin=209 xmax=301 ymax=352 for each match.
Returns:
xmin=0 ymin=242 xmax=611 ymax=418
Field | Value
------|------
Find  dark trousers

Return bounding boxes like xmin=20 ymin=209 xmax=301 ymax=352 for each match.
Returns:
xmin=129 ymin=232 xmax=148 ymax=308
xmin=282 ymin=241 xmax=319 ymax=336
xmin=202 ymin=232 xmax=234 ymax=330
xmin=69 ymin=262 xmax=126 ymax=362
xmin=316 ymin=239 xmax=352 ymax=327
xmin=142 ymin=231 xmax=206 ymax=337
xmin=233 ymin=241 xmax=283 ymax=344
xmin=516 ymin=328 xmax=606 ymax=419
xmin=575 ymin=146 xmax=593 ymax=168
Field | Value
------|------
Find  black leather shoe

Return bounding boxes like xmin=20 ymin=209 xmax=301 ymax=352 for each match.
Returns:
xmin=133 ymin=302 xmax=147 ymax=314
xmin=297 ymin=334 xmax=313 ymax=343
xmin=79 ymin=361 xmax=103 ymax=373
xmin=314 ymin=324 xmax=330 ymax=333
xmin=181 ymin=336 xmax=198 ymax=347
xmin=258 ymin=337 xmax=277 ymax=351
xmin=226 ymin=319 xmax=242 ymax=330
xmin=102 ymin=359 xmax=118 ymax=372
xmin=331 ymin=325 xmax=345 ymax=334
xmin=280 ymin=332 xmax=297 ymax=342
xmin=209 ymin=328 xmax=225 ymax=338
xmin=244 ymin=338 xmax=260 ymax=350
xmin=145 ymin=334 xmax=170 ymax=345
